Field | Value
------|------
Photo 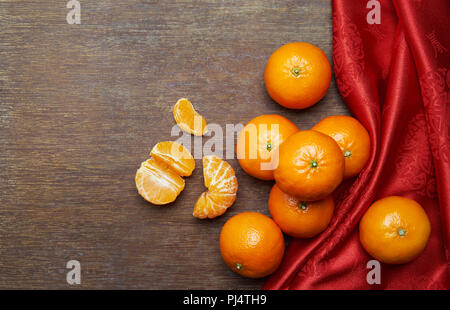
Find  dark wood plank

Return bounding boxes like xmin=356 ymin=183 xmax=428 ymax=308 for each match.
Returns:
xmin=0 ymin=0 xmax=348 ymax=289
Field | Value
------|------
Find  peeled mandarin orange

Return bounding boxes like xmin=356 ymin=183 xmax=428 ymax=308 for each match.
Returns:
xmin=274 ymin=130 xmax=344 ymax=201
xmin=264 ymin=42 xmax=331 ymax=109
xmin=269 ymin=184 xmax=334 ymax=238
xmin=220 ymin=212 xmax=285 ymax=278
xmin=312 ymin=115 xmax=370 ymax=179
xmin=193 ymin=155 xmax=238 ymax=219
xmin=135 ymin=141 xmax=194 ymax=205
xmin=359 ymin=196 xmax=431 ymax=264
xmin=236 ymin=114 xmax=299 ymax=180
xmin=135 ymin=159 xmax=185 ymax=205
xmin=150 ymin=141 xmax=196 ymax=176
xmin=173 ymin=98 xmax=208 ymax=136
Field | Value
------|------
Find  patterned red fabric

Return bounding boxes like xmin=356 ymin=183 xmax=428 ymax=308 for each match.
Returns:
xmin=264 ymin=0 xmax=450 ymax=289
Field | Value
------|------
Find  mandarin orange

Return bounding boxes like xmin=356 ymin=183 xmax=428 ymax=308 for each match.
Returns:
xmin=264 ymin=42 xmax=331 ymax=109
xmin=312 ymin=115 xmax=370 ymax=179
xmin=273 ymin=130 xmax=344 ymax=201
xmin=236 ymin=114 xmax=299 ymax=180
xmin=359 ymin=196 xmax=431 ymax=264
xmin=269 ymin=184 xmax=334 ymax=238
xmin=220 ymin=212 xmax=285 ymax=278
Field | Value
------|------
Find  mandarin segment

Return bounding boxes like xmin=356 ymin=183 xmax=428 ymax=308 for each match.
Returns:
xmin=193 ymin=192 xmax=237 ymax=220
xmin=135 ymin=159 xmax=185 ymax=205
xmin=193 ymin=155 xmax=238 ymax=219
xmin=202 ymin=155 xmax=238 ymax=194
xmin=135 ymin=141 xmax=194 ymax=205
xmin=173 ymin=98 xmax=208 ymax=136
xmin=150 ymin=141 xmax=195 ymax=176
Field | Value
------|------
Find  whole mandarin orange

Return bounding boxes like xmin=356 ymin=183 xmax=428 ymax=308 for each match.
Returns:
xmin=220 ymin=212 xmax=285 ymax=278
xmin=359 ymin=196 xmax=431 ymax=264
xmin=273 ymin=130 xmax=344 ymax=201
xmin=312 ymin=115 xmax=370 ymax=179
xmin=269 ymin=184 xmax=334 ymax=238
xmin=264 ymin=42 xmax=331 ymax=109
xmin=236 ymin=114 xmax=299 ymax=180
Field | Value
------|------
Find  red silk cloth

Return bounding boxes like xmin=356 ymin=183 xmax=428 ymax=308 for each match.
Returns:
xmin=264 ymin=0 xmax=450 ymax=289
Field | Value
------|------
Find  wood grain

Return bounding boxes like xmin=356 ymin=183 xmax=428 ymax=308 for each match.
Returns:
xmin=0 ymin=0 xmax=349 ymax=289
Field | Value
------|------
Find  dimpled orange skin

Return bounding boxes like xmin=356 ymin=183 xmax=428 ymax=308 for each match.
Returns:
xmin=236 ymin=114 xmax=299 ymax=180
xmin=312 ymin=115 xmax=370 ymax=179
xmin=219 ymin=212 xmax=285 ymax=279
xmin=264 ymin=42 xmax=331 ymax=109
xmin=359 ymin=196 xmax=431 ymax=264
xmin=274 ymin=130 xmax=344 ymax=201
xmin=269 ymin=184 xmax=334 ymax=238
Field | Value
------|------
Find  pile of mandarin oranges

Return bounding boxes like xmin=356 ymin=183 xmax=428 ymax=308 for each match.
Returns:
xmin=135 ymin=42 xmax=431 ymax=279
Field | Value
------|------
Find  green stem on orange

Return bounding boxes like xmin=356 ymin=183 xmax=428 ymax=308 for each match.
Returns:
xmin=344 ymin=150 xmax=352 ymax=158
xmin=292 ymin=67 xmax=301 ymax=77
xmin=266 ymin=142 xmax=272 ymax=151
xmin=300 ymin=202 xmax=307 ymax=211
xmin=310 ymin=159 xmax=318 ymax=168
xmin=398 ymin=228 xmax=407 ymax=236
xmin=236 ymin=263 xmax=243 ymax=270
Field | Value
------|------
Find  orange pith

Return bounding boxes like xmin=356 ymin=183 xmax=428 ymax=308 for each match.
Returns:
xmin=193 ymin=155 xmax=238 ymax=219
xmin=359 ymin=196 xmax=431 ymax=264
xmin=274 ymin=130 xmax=344 ymax=201
xmin=220 ymin=212 xmax=285 ymax=278
xmin=269 ymin=184 xmax=334 ymax=238
xmin=135 ymin=141 xmax=195 ymax=205
xmin=173 ymin=98 xmax=208 ymax=136
xmin=264 ymin=42 xmax=331 ymax=109
xmin=312 ymin=115 xmax=370 ymax=179
xmin=236 ymin=114 xmax=299 ymax=180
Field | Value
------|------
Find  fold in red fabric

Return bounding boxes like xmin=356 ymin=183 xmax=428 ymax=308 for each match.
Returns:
xmin=264 ymin=0 xmax=449 ymax=289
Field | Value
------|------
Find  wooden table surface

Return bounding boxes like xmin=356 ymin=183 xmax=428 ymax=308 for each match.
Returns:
xmin=0 ymin=0 xmax=349 ymax=289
